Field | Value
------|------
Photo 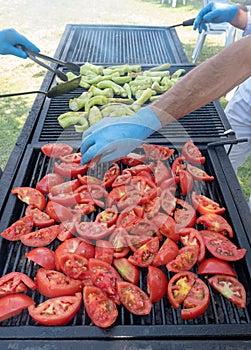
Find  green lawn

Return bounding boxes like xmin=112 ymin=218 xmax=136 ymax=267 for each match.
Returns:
xmin=0 ymin=0 xmax=250 ymax=201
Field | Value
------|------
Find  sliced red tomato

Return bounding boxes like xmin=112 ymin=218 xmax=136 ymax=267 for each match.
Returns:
xmin=203 ymin=234 xmax=246 ymax=262
xmin=36 ymin=268 xmax=83 ymax=298
xmin=25 ymin=206 xmax=55 ymax=228
xmin=154 ymin=160 xmax=171 ymax=186
xmin=192 ymin=192 xmax=226 ymax=215
xmin=54 ymin=161 xmax=89 ymax=178
xmin=160 ymin=188 xmax=177 ymax=216
xmin=20 ymin=225 xmax=59 ymax=247
xmin=45 ymin=201 xmax=75 ymax=222
xmin=111 ymin=173 xmax=132 ymax=188
xmin=113 ymin=257 xmax=140 ymax=285
xmin=126 ymin=235 xmax=151 ymax=253
xmin=179 ymin=169 xmax=194 ymax=196
xmin=103 ymin=162 xmax=120 ymax=188
xmin=167 ymin=271 xmax=197 ymax=309
xmin=208 ymin=275 xmax=246 ymax=308
xmin=182 ymin=277 xmax=210 ymax=320
xmin=196 ymin=213 xmax=233 ymax=238
xmin=128 ymin=236 xmax=159 ymax=267
xmin=143 ymin=196 xmax=161 ymax=220
xmin=142 ymin=143 xmax=174 ymax=161
xmin=118 ymin=152 xmax=147 ymax=166
xmin=41 ymin=143 xmax=73 ymax=158
xmin=174 ymin=199 xmax=196 ymax=230
xmin=0 ymin=215 xmax=33 ymax=241
xmin=48 ymin=191 xmax=81 ymax=207
xmin=166 ymin=246 xmax=198 ymax=273
xmin=117 ymin=281 xmax=152 ymax=315
xmin=76 ymin=221 xmax=114 ymax=240
xmin=95 ymin=239 xmax=114 ymax=265
xmin=147 ymin=266 xmax=168 ymax=303
xmin=153 ymin=213 xmax=179 ymax=242
xmin=107 ymin=185 xmax=128 ymax=207
xmin=152 ymin=237 xmax=179 ymax=266
xmin=187 ymin=164 xmax=214 ymax=182
xmin=179 ymin=228 xmax=206 ymax=262
xmin=171 ymin=156 xmax=186 ymax=177
xmin=127 ymin=217 xmax=157 ymax=238
xmin=59 ymin=152 xmax=82 ymax=163
xmin=116 ymin=205 xmax=144 ymax=228
xmin=28 ymin=293 xmax=82 ymax=326
xmin=88 ymin=258 xmax=122 ymax=304
xmin=50 ymin=179 xmax=80 ymax=195
xmin=126 ymin=162 xmax=155 ymax=176
xmin=109 ymin=227 xmax=130 ymax=258
xmin=198 ymin=258 xmax=236 ymax=277
xmin=11 ymin=186 xmax=46 ymax=211
xmin=55 ymin=237 xmax=95 ymax=271
xmin=77 ymin=174 xmax=103 ymax=187
xmin=83 ymin=285 xmax=118 ymax=328
xmin=182 ymin=139 xmax=205 ymax=164
xmin=0 ymin=294 xmax=34 ymax=322
xmin=26 ymin=247 xmax=55 ymax=270
xmin=0 ymin=272 xmax=36 ymax=297
xmin=59 ymin=253 xmax=89 ymax=280
xmin=36 ymin=173 xmax=64 ymax=194
xmin=57 ymin=220 xmax=76 ymax=241
xmin=95 ymin=206 xmax=118 ymax=227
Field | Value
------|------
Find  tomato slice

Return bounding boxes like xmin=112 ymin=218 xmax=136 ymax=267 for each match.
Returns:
xmin=128 ymin=236 xmax=159 ymax=267
xmin=55 ymin=237 xmax=94 ymax=271
xmin=192 ymin=192 xmax=226 ymax=215
xmin=179 ymin=228 xmax=206 ymax=263
xmin=196 ymin=213 xmax=233 ymax=238
xmin=41 ymin=143 xmax=73 ymax=158
xmin=103 ymin=162 xmax=120 ymax=188
xmin=167 ymin=271 xmax=197 ymax=309
xmin=0 ymin=272 xmax=36 ymax=296
xmin=54 ymin=161 xmax=89 ymax=178
xmin=187 ymin=164 xmax=214 ymax=182
xmin=174 ymin=199 xmax=196 ymax=230
xmin=166 ymin=246 xmax=198 ymax=273
xmin=48 ymin=191 xmax=81 ymax=207
xmin=59 ymin=152 xmax=82 ymax=163
xmin=46 ymin=201 xmax=75 ymax=222
xmin=127 ymin=217 xmax=157 ymax=238
xmin=20 ymin=225 xmax=59 ymax=247
xmin=142 ymin=143 xmax=174 ymax=161
xmin=181 ymin=277 xmax=210 ymax=320
xmin=179 ymin=169 xmax=194 ymax=196
xmin=95 ymin=240 xmax=114 ymax=265
xmin=36 ymin=268 xmax=83 ymax=298
xmin=0 ymin=294 xmax=34 ymax=322
xmin=11 ymin=186 xmax=46 ymax=211
xmin=75 ymin=221 xmax=114 ymax=240
xmin=25 ymin=206 xmax=55 ymax=228
xmin=59 ymin=253 xmax=89 ymax=280
xmin=83 ymin=285 xmax=118 ymax=328
xmin=154 ymin=160 xmax=172 ymax=186
xmin=153 ymin=213 xmax=179 ymax=242
xmin=152 ymin=237 xmax=179 ymax=266
xmin=0 ymin=215 xmax=33 ymax=241
xmin=28 ymin=293 xmax=82 ymax=326
xmin=147 ymin=266 xmax=168 ymax=303
xmin=113 ymin=257 xmax=140 ymax=285
xmin=118 ymin=152 xmax=147 ymax=166
xmin=198 ymin=258 xmax=237 ymax=277
xmin=88 ymin=258 xmax=122 ymax=304
xmin=111 ymin=173 xmax=132 ymax=188
xmin=26 ymin=247 xmax=56 ymax=270
xmin=36 ymin=173 xmax=64 ymax=194
xmin=95 ymin=206 xmax=118 ymax=227
xmin=208 ymin=275 xmax=246 ymax=308
xmin=182 ymin=139 xmax=206 ymax=164
xmin=171 ymin=156 xmax=186 ymax=177
xmin=160 ymin=188 xmax=177 ymax=216
xmin=50 ymin=179 xmax=80 ymax=195
xmin=117 ymin=281 xmax=152 ymax=315
xmin=109 ymin=227 xmax=130 ymax=258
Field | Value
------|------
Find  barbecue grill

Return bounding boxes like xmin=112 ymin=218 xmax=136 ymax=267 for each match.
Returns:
xmin=0 ymin=24 xmax=250 ymax=349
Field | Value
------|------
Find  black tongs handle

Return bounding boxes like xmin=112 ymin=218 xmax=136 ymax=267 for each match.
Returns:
xmin=182 ymin=18 xmax=196 ymax=27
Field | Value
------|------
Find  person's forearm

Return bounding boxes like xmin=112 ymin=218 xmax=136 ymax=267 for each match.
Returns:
xmin=150 ymin=35 xmax=251 ymax=126
xmin=231 ymin=4 xmax=248 ymax=30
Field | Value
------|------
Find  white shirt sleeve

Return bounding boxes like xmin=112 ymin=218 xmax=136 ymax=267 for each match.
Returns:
xmin=243 ymin=6 xmax=251 ymax=36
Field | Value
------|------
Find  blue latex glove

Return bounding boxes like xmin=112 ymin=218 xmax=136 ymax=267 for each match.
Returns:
xmin=80 ymin=107 xmax=162 ymax=164
xmin=0 ymin=28 xmax=40 ymax=58
xmin=193 ymin=2 xmax=238 ymax=33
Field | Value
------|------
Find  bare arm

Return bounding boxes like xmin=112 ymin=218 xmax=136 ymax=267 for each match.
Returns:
xmin=150 ymin=35 xmax=251 ymax=126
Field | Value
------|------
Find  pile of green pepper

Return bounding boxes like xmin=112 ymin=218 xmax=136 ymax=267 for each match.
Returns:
xmin=57 ymin=62 xmax=185 ymax=133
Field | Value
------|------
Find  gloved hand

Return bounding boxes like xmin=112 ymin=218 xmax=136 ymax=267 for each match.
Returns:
xmin=80 ymin=107 xmax=162 ymax=164
xmin=0 ymin=28 xmax=40 ymax=58
xmin=193 ymin=2 xmax=238 ymax=33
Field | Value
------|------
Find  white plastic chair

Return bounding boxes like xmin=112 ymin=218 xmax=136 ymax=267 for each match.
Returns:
xmin=192 ymin=0 xmax=236 ymax=63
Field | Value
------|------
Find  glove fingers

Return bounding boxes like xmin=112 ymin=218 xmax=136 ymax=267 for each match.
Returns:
xmin=4 ymin=46 xmax=27 ymax=58
xmin=80 ymin=135 xmax=95 ymax=155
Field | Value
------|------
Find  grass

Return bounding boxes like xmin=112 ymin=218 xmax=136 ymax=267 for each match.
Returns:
xmin=0 ymin=0 xmax=250 ymax=201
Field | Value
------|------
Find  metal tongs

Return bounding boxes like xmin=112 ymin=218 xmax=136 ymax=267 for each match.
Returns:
xmin=19 ymin=45 xmax=80 ymax=81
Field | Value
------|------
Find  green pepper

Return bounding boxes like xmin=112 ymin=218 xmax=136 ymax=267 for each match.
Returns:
xmin=85 ymin=95 xmax=108 ymax=113
xmin=57 ymin=111 xmax=88 ymax=129
xmin=88 ymin=106 xmax=103 ymax=126
xmin=69 ymin=91 xmax=93 ymax=111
